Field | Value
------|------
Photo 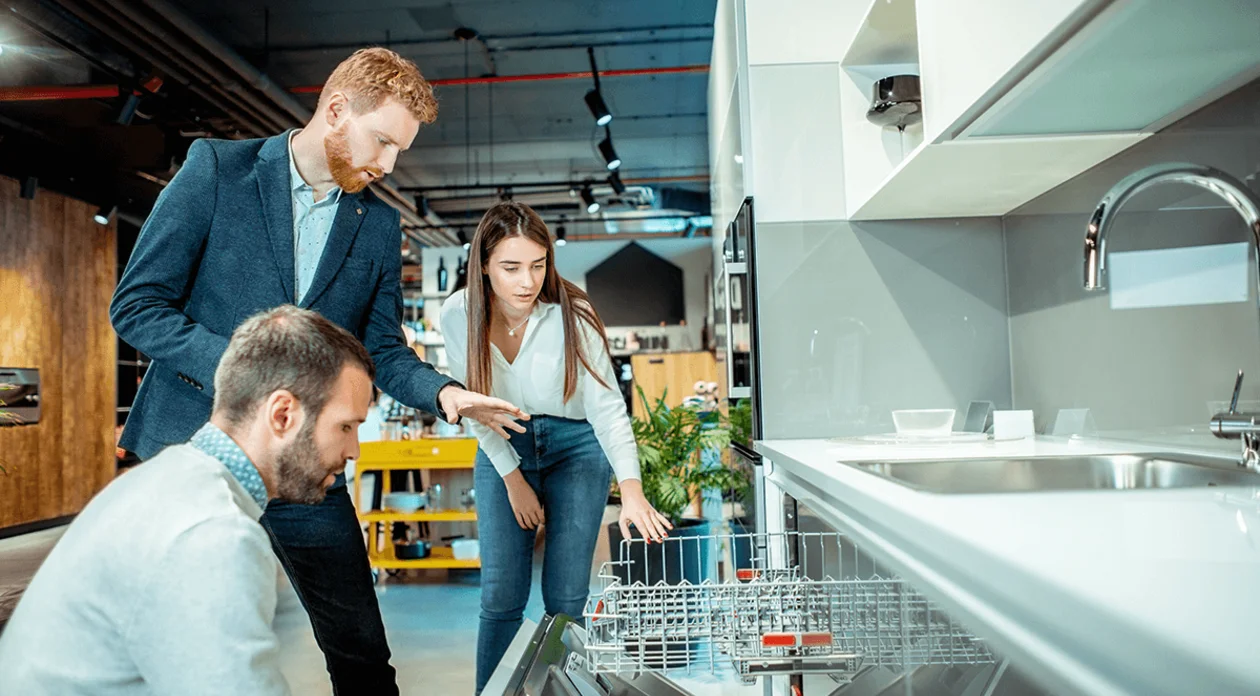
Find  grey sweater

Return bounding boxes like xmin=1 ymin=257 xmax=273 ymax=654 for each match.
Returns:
xmin=0 ymin=445 xmax=292 ymax=695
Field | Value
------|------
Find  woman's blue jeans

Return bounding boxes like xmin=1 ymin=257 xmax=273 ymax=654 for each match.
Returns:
xmin=473 ymin=415 xmax=612 ymax=694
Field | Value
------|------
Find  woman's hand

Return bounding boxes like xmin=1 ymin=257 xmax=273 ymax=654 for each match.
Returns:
xmin=617 ymin=479 xmax=673 ymax=543
xmin=503 ymin=470 xmax=544 ymax=530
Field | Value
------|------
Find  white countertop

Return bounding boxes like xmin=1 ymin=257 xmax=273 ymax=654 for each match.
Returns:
xmin=754 ymin=435 xmax=1260 ymax=696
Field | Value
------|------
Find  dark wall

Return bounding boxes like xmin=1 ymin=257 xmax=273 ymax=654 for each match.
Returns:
xmin=586 ymin=242 xmax=685 ymax=326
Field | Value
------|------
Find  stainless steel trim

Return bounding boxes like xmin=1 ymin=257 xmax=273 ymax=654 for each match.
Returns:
xmin=721 ymin=265 xmax=737 ymax=395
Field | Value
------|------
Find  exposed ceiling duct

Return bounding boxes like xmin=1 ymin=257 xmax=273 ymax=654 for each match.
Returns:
xmin=15 ymin=0 xmax=458 ymax=246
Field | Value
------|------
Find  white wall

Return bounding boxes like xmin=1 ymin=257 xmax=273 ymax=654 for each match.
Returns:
xmin=755 ymin=218 xmax=1012 ymax=439
xmin=711 ymin=0 xmax=1014 ymax=442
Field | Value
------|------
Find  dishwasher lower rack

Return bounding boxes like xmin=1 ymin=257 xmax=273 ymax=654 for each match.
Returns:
xmin=583 ymin=530 xmax=993 ymax=684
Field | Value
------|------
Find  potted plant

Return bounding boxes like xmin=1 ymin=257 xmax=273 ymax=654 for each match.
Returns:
xmin=608 ymin=387 xmax=745 ymax=588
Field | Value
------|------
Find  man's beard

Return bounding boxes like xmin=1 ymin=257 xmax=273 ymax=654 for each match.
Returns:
xmin=324 ymin=125 xmax=383 ymax=194
xmin=274 ymin=418 xmax=341 ymax=505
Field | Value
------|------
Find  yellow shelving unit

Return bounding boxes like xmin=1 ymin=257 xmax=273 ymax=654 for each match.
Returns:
xmin=355 ymin=438 xmax=480 ymax=572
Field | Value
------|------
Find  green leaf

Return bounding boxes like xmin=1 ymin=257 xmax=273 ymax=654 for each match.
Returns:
xmin=628 ymin=387 xmax=750 ymax=523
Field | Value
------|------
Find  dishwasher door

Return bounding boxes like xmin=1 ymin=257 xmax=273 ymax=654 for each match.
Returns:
xmin=484 ymin=614 xmax=695 ymax=696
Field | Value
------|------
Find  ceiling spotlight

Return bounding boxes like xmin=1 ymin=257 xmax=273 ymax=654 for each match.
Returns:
xmin=598 ymin=133 xmax=621 ymax=171
xmin=555 ymin=224 xmax=567 ymax=247
xmin=415 ymin=195 xmax=432 ymax=218
xmin=580 ymin=186 xmax=600 ymax=215
xmin=93 ymin=205 xmax=117 ymax=226
xmin=585 ymin=89 xmax=612 ymax=126
xmin=607 ymin=171 xmax=626 ymax=195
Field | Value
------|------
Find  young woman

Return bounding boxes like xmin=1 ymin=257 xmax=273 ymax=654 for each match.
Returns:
xmin=441 ymin=201 xmax=671 ymax=693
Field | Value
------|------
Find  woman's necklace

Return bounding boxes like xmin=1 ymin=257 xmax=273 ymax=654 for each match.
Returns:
xmin=506 ymin=314 xmax=530 ymax=337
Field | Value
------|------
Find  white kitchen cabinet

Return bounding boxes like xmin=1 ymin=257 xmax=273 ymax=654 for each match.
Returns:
xmin=838 ymin=0 xmax=1260 ymax=220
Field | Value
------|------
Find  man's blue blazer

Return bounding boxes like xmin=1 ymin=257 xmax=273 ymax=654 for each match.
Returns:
xmin=111 ymin=131 xmax=454 ymax=459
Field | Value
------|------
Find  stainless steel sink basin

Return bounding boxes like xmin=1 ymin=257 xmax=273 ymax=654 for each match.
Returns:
xmin=844 ymin=453 xmax=1260 ymax=494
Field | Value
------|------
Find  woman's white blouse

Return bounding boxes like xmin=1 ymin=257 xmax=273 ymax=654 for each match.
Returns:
xmin=439 ymin=289 xmax=641 ymax=482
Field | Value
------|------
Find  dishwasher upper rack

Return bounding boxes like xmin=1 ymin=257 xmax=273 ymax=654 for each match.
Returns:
xmin=583 ymin=530 xmax=993 ymax=684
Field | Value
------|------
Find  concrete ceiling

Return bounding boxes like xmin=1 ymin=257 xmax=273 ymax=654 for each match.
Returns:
xmin=0 ymin=0 xmax=716 ymax=241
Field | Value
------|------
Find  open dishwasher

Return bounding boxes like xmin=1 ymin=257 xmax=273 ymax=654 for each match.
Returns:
xmin=486 ymin=529 xmax=1034 ymax=696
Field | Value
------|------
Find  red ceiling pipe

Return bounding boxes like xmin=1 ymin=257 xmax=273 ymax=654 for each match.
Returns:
xmin=3 ymin=65 xmax=709 ymax=101
xmin=0 ymin=85 xmax=120 ymax=102
xmin=288 ymin=64 xmax=709 ymax=94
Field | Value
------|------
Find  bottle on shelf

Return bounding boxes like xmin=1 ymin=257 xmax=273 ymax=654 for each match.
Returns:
xmin=437 ymin=257 xmax=448 ymax=293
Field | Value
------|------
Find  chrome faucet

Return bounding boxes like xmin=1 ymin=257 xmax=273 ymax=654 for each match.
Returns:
xmin=1212 ymin=372 xmax=1260 ymax=471
xmin=1082 ymin=162 xmax=1260 ymax=471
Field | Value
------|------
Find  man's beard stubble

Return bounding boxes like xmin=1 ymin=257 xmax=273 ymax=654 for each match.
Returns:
xmin=274 ymin=418 xmax=340 ymax=505
xmin=324 ymin=126 xmax=383 ymax=194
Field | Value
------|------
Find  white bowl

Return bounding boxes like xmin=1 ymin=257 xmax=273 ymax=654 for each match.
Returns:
xmin=452 ymin=538 xmax=480 ymax=560
xmin=382 ymin=492 xmax=426 ymax=514
xmin=892 ymin=409 xmax=956 ymax=436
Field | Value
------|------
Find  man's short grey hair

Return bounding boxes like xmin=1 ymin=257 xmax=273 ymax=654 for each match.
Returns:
xmin=213 ymin=305 xmax=376 ymax=428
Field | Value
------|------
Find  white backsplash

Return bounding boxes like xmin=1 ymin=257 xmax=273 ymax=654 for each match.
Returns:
xmin=755 ymin=217 xmax=1012 ymax=440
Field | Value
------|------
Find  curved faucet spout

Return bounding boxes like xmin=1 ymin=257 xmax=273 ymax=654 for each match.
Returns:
xmin=1082 ymin=162 xmax=1260 ymax=290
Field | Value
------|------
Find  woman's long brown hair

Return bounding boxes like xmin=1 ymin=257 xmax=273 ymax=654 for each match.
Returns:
xmin=465 ymin=201 xmax=612 ymax=402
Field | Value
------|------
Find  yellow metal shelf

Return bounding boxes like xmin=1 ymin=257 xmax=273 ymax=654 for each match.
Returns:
xmin=357 ymin=438 xmax=481 ymax=578
xmin=358 ymin=460 xmax=475 ymax=471
xmin=369 ymin=546 xmax=480 ymax=570
xmin=356 ymin=438 xmax=478 ymax=470
xmin=361 ymin=509 xmax=477 ymax=523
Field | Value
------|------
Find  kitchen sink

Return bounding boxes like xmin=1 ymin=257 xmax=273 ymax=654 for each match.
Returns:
xmin=844 ymin=453 xmax=1260 ymax=494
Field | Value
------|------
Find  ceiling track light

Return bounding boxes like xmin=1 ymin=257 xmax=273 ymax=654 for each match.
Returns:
xmin=585 ymin=89 xmax=612 ymax=127
xmin=93 ymin=205 xmax=117 ymax=226
xmin=580 ymin=186 xmax=600 ymax=215
xmin=598 ymin=132 xmax=621 ymax=171
xmin=555 ymin=223 xmax=567 ymax=246
xmin=584 ymin=47 xmax=612 ymax=126
xmin=607 ymin=171 xmax=626 ymax=195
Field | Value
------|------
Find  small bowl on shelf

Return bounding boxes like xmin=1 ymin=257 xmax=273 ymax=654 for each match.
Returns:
xmin=891 ymin=409 xmax=956 ymax=437
xmin=396 ymin=541 xmax=430 ymax=560
xmin=452 ymin=538 xmax=480 ymax=561
xmin=382 ymin=492 xmax=427 ymax=514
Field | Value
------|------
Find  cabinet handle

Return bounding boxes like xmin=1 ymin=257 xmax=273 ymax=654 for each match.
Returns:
xmin=649 ymin=358 xmax=664 ymax=364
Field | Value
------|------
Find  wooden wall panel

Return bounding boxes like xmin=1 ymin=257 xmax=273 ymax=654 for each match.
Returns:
xmin=0 ymin=176 xmax=116 ymax=529
xmin=630 ymin=351 xmax=718 ymax=421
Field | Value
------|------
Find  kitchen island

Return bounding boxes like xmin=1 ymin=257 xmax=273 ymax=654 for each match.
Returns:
xmin=755 ymin=435 xmax=1260 ymax=696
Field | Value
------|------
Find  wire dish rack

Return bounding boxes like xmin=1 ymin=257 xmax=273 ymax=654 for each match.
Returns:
xmin=584 ymin=530 xmax=993 ymax=684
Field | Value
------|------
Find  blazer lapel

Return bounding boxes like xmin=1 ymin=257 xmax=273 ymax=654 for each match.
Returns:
xmin=299 ymin=195 xmax=368 ymax=309
xmin=255 ymin=132 xmax=297 ymax=303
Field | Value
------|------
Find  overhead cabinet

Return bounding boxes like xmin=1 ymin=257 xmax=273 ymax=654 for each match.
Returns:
xmin=840 ymin=0 xmax=1260 ymax=220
